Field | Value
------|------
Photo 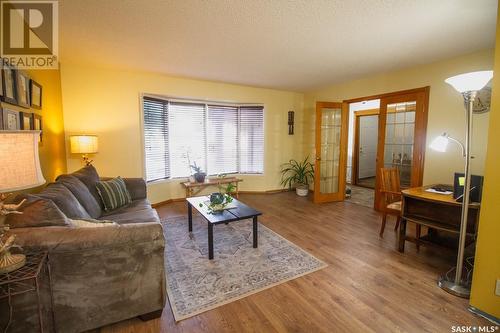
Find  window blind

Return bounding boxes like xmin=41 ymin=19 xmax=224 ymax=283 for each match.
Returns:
xmin=239 ymin=106 xmax=264 ymax=173
xmin=207 ymin=105 xmax=239 ymax=174
xmin=143 ymin=97 xmax=264 ymax=182
xmin=168 ymin=102 xmax=206 ymax=178
xmin=143 ymin=97 xmax=169 ymax=182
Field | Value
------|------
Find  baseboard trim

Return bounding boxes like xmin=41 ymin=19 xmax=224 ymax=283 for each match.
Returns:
xmin=468 ymin=306 xmax=500 ymax=325
xmin=239 ymin=188 xmax=292 ymax=194
xmin=151 ymin=189 xmax=293 ymax=207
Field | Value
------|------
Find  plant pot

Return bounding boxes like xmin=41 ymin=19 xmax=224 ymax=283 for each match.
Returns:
xmin=210 ymin=192 xmax=224 ymax=205
xmin=194 ymin=172 xmax=206 ymax=183
xmin=295 ymin=184 xmax=309 ymax=197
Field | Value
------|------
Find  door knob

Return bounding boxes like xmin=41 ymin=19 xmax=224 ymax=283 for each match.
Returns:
xmin=316 ymin=157 xmax=321 ymax=161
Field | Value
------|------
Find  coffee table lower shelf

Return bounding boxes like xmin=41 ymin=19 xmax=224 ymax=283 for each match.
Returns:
xmin=186 ymin=196 xmax=262 ymax=260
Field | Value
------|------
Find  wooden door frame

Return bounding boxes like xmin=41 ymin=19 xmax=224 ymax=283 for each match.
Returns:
xmin=352 ymin=109 xmax=380 ymax=187
xmin=343 ymin=86 xmax=430 ymax=211
xmin=374 ymin=87 xmax=430 ymax=211
xmin=314 ymin=101 xmax=349 ymax=203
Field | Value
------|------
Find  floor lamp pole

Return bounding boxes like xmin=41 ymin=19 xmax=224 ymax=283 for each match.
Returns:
xmin=438 ymin=91 xmax=476 ymax=298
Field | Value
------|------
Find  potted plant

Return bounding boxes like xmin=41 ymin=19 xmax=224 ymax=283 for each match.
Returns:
xmin=200 ymin=177 xmax=237 ymax=214
xmin=190 ymin=162 xmax=206 ymax=183
xmin=280 ymin=157 xmax=315 ymax=196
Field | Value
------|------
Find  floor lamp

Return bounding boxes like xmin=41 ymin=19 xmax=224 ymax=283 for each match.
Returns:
xmin=430 ymin=70 xmax=493 ymax=298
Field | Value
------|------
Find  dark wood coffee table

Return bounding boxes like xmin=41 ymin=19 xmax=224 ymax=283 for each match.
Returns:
xmin=186 ymin=196 xmax=262 ymax=259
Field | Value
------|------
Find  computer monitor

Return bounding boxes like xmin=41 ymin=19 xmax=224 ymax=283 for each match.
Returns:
xmin=453 ymin=173 xmax=484 ymax=203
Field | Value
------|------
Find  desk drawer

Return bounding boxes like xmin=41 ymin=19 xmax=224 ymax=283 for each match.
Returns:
xmin=403 ymin=197 xmax=478 ymax=234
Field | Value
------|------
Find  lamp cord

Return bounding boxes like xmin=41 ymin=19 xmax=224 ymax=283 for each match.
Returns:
xmin=445 ymin=255 xmax=475 ymax=285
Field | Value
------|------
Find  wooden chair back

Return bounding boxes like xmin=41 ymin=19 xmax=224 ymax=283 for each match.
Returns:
xmin=379 ymin=168 xmax=401 ymax=206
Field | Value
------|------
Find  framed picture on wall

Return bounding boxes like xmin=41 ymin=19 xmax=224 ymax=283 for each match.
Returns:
xmin=16 ymin=71 xmax=30 ymax=108
xmin=1 ymin=108 xmax=20 ymax=130
xmin=0 ymin=62 xmax=3 ymax=98
xmin=1 ymin=64 xmax=17 ymax=105
xmin=30 ymin=80 xmax=42 ymax=109
xmin=33 ymin=113 xmax=43 ymax=143
xmin=19 ymin=112 xmax=34 ymax=130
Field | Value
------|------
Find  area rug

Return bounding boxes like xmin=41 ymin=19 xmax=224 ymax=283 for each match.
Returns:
xmin=346 ymin=185 xmax=374 ymax=208
xmin=162 ymin=216 xmax=327 ymax=321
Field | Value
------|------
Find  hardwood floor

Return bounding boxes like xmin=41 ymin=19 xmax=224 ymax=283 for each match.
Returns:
xmin=100 ymin=192 xmax=487 ymax=333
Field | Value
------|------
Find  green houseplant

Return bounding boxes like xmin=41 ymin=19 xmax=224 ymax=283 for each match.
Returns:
xmin=280 ymin=157 xmax=315 ymax=196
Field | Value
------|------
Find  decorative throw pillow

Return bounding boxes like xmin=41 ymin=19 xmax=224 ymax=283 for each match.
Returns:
xmin=95 ymin=177 xmax=132 ymax=212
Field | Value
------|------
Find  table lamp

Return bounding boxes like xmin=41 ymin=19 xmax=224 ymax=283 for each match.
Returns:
xmin=0 ymin=131 xmax=46 ymax=273
xmin=70 ymin=135 xmax=99 ymax=166
xmin=430 ymin=70 xmax=493 ymax=298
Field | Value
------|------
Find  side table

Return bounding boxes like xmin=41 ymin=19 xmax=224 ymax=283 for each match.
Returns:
xmin=0 ymin=251 xmax=52 ymax=333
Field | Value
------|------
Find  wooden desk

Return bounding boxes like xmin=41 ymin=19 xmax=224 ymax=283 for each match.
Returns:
xmin=398 ymin=186 xmax=480 ymax=252
xmin=181 ymin=177 xmax=243 ymax=198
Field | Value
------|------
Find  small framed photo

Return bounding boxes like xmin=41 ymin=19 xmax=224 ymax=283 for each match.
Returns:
xmin=30 ymin=80 xmax=42 ymax=109
xmin=16 ymin=71 xmax=30 ymax=108
xmin=1 ymin=108 xmax=20 ymax=130
xmin=20 ymin=112 xmax=34 ymax=130
xmin=33 ymin=113 xmax=43 ymax=143
xmin=1 ymin=64 xmax=17 ymax=105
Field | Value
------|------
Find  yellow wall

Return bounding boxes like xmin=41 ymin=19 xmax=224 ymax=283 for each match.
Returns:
xmin=303 ymin=49 xmax=494 ymax=185
xmin=1 ymin=69 xmax=66 ymax=184
xmin=60 ymin=64 xmax=304 ymax=204
xmin=470 ymin=14 xmax=500 ymax=320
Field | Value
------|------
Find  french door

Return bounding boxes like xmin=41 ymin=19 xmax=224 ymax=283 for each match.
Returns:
xmin=374 ymin=88 xmax=429 ymax=210
xmin=314 ymin=102 xmax=349 ymax=203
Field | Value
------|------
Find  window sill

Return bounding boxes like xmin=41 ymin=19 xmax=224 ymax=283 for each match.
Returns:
xmin=146 ymin=173 xmax=264 ymax=185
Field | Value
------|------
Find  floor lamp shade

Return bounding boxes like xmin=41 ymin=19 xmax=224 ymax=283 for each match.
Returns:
xmin=0 ymin=131 xmax=46 ymax=192
xmin=70 ymin=135 xmax=99 ymax=154
xmin=445 ymin=71 xmax=493 ymax=93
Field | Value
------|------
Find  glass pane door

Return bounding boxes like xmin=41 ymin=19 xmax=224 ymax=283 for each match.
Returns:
xmin=383 ymin=102 xmax=416 ymax=187
xmin=375 ymin=88 xmax=429 ymax=211
xmin=314 ymin=102 xmax=348 ymax=203
xmin=320 ymin=107 xmax=341 ymax=193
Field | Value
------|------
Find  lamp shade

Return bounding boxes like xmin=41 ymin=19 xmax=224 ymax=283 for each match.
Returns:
xmin=70 ymin=135 xmax=98 ymax=154
xmin=445 ymin=70 xmax=493 ymax=93
xmin=0 ymin=131 xmax=46 ymax=192
xmin=430 ymin=134 xmax=449 ymax=152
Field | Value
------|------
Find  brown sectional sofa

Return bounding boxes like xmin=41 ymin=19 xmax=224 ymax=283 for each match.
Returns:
xmin=0 ymin=166 xmax=166 ymax=332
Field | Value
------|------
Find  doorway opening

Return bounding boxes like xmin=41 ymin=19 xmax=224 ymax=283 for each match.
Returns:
xmin=345 ymin=99 xmax=379 ymax=208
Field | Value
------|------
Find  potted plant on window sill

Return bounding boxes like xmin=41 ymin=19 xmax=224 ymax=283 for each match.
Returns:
xmin=190 ymin=162 xmax=206 ymax=183
xmin=280 ymin=157 xmax=314 ymax=197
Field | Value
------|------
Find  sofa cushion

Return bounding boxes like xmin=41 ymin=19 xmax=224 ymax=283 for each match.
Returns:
xmin=70 ymin=165 xmax=103 ymax=209
xmin=56 ymin=175 xmax=102 ymax=218
xmin=5 ymin=195 xmax=70 ymax=228
xmin=96 ymin=177 xmax=132 ymax=212
xmin=68 ymin=218 xmax=117 ymax=228
xmin=100 ymin=203 xmax=160 ymax=224
xmin=35 ymin=183 xmax=91 ymax=219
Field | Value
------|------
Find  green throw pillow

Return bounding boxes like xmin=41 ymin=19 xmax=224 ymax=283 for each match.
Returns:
xmin=95 ymin=177 xmax=132 ymax=212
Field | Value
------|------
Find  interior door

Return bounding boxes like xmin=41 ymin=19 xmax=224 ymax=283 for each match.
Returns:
xmin=358 ymin=115 xmax=379 ymax=180
xmin=314 ymin=102 xmax=349 ymax=203
xmin=374 ymin=88 xmax=429 ymax=210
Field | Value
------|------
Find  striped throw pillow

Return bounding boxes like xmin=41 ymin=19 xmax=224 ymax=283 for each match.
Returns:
xmin=95 ymin=177 xmax=132 ymax=212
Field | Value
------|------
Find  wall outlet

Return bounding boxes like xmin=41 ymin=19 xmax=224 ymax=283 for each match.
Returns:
xmin=496 ymin=279 xmax=500 ymax=296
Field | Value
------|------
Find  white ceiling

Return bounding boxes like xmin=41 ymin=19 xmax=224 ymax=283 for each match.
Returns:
xmin=59 ymin=0 xmax=498 ymax=92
